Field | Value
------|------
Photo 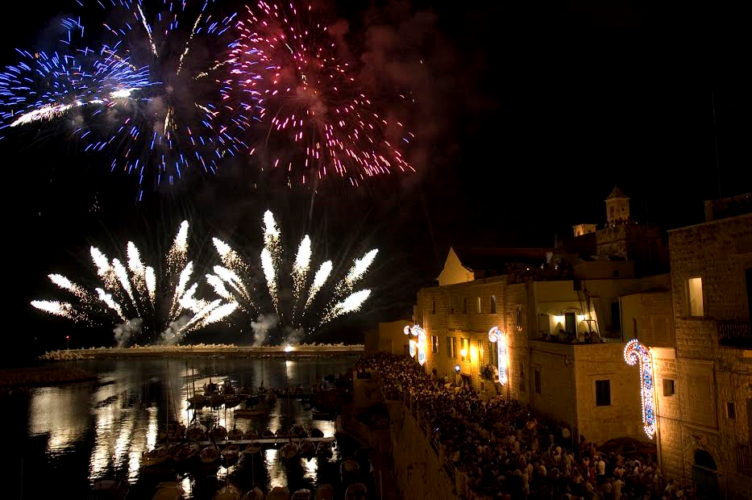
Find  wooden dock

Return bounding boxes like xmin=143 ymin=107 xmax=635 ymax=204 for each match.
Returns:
xmin=197 ymin=437 xmax=335 ymax=446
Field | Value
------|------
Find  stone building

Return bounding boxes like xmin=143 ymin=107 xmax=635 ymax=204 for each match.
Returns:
xmin=648 ymin=195 xmax=751 ymax=499
xmin=414 ymin=187 xmax=673 ymax=444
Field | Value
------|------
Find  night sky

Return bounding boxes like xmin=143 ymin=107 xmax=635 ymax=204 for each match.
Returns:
xmin=1 ymin=1 xmax=749 ymax=365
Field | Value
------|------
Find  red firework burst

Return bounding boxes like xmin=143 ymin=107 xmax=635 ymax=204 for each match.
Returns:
xmin=230 ymin=0 xmax=415 ymax=186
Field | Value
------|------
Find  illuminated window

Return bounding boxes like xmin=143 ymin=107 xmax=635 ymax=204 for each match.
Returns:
xmin=431 ymin=335 xmax=439 ymax=354
xmin=596 ymin=380 xmax=611 ymax=407
xmin=688 ymin=277 xmax=704 ymax=316
xmin=447 ymin=338 xmax=456 ymax=358
xmin=478 ymin=340 xmax=484 ymax=364
xmin=476 ymin=297 xmax=482 ymax=313
xmin=663 ymin=379 xmax=675 ymax=397
xmin=490 ymin=295 xmax=497 ymax=314
xmin=534 ymin=368 xmax=541 ymax=394
xmin=461 ymin=338 xmax=469 ymax=361
xmin=727 ymin=402 xmax=736 ymax=420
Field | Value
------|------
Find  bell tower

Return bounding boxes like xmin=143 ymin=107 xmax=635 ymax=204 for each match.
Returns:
xmin=605 ymin=186 xmax=630 ymax=224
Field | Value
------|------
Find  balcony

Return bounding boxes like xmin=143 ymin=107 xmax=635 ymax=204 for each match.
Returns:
xmin=717 ymin=321 xmax=752 ymax=348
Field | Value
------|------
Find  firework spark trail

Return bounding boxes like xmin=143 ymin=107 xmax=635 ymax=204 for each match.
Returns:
xmin=31 ymin=300 xmax=78 ymax=321
xmin=304 ymin=260 xmax=333 ymax=310
xmin=321 ymin=289 xmax=371 ymax=324
xmin=261 ymin=248 xmax=279 ymax=313
xmin=49 ymin=274 xmax=90 ymax=302
xmin=334 ymin=248 xmax=378 ymax=297
xmin=213 ymin=238 xmax=245 ymax=271
xmin=167 ymin=221 xmax=190 ymax=272
xmin=291 ymin=235 xmax=311 ymax=317
xmin=95 ymin=288 xmax=126 ymax=321
xmin=230 ymin=0 xmax=416 ymax=186
xmin=32 ymin=222 xmax=235 ymax=345
xmin=211 ymin=210 xmax=374 ymax=342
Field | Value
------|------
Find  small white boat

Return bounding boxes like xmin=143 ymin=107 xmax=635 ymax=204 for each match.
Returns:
xmin=314 ymin=484 xmax=334 ymax=500
xmin=266 ymin=487 xmax=289 ymax=500
xmin=152 ymin=482 xmax=184 ymax=500
xmin=214 ymin=484 xmax=242 ymax=500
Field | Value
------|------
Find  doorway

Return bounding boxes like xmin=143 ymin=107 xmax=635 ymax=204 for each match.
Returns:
xmin=692 ymin=450 xmax=719 ymax=498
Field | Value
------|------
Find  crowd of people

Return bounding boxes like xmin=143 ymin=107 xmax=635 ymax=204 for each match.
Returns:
xmin=356 ymin=353 xmax=702 ymax=500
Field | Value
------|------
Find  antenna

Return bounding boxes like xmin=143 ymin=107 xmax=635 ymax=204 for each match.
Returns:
xmin=711 ymin=90 xmax=722 ymax=199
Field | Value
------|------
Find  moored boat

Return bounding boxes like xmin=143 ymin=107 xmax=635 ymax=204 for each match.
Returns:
xmin=173 ymin=443 xmax=200 ymax=463
xmin=152 ymin=482 xmax=184 ymax=500
xmin=88 ymin=479 xmax=129 ymax=500
xmin=243 ymin=442 xmax=262 ymax=455
xmin=211 ymin=426 xmax=228 ymax=441
xmin=309 ymin=428 xmax=324 ymax=438
xmin=344 ymin=484 xmax=366 ymax=500
xmin=241 ymin=487 xmax=265 ymax=500
xmin=214 ymin=484 xmax=242 ymax=500
xmin=235 ymin=408 xmax=269 ymax=419
xmin=221 ymin=443 xmax=241 ymax=462
xmin=279 ymin=442 xmax=299 ymax=460
xmin=291 ymin=489 xmax=311 ymax=500
xmin=244 ymin=429 xmax=259 ymax=440
xmin=261 ymin=428 xmax=275 ymax=439
xmin=313 ymin=484 xmax=334 ymax=500
xmin=291 ymin=425 xmax=308 ymax=439
xmin=200 ymin=446 xmax=221 ymax=465
xmin=340 ymin=458 xmax=360 ymax=480
xmin=299 ymin=439 xmax=316 ymax=457
xmin=142 ymin=447 xmax=171 ymax=468
xmin=275 ymin=428 xmax=290 ymax=439
xmin=310 ymin=409 xmax=332 ymax=420
xmin=266 ymin=487 xmax=289 ymax=500
xmin=228 ymin=427 xmax=244 ymax=441
xmin=186 ymin=423 xmax=206 ymax=441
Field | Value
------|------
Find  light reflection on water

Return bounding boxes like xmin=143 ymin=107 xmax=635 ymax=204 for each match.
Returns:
xmin=20 ymin=357 xmax=357 ymax=499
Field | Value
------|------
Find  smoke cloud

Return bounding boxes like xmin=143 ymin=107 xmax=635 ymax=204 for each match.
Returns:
xmin=160 ymin=315 xmax=192 ymax=345
xmin=251 ymin=314 xmax=279 ymax=347
xmin=283 ymin=325 xmax=306 ymax=346
xmin=114 ymin=318 xmax=143 ymax=347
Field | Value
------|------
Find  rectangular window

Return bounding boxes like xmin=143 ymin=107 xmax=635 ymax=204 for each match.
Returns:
xmin=688 ymin=277 xmax=704 ymax=316
xmin=596 ymin=380 xmax=611 ymax=407
xmin=727 ymin=402 xmax=736 ymax=420
xmin=519 ymin=364 xmax=526 ymax=393
xmin=516 ymin=308 xmax=523 ymax=330
xmin=478 ymin=340 xmax=484 ymax=364
xmin=534 ymin=368 xmax=541 ymax=394
xmin=490 ymin=295 xmax=497 ymax=314
xmin=489 ymin=342 xmax=496 ymax=367
xmin=663 ymin=379 xmax=675 ymax=397
xmin=463 ymin=298 xmax=468 ymax=314
xmin=476 ymin=297 xmax=482 ymax=314
xmin=431 ymin=298 xmax=436 ymax=314
xmin=447 ymin=338 xmax=456 ymax=359
xmin=460 ymin=338 xmax=469 ymax=361
xmin=431 ymin=335 xmax=439 ymax=354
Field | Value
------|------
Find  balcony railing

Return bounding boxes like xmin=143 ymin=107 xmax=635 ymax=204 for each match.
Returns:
xmin=717 ymin=321 xmax=752 ymax=347
xmin=738 ymin=443 xmax=752 ymax=477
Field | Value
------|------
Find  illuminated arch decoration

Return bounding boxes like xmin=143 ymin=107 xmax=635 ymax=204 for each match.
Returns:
xmin=488 ymin=326 xmax=508 ymax=385
xmin=404 ymin=324 xmax=428 ymax=365
xmin=624 ymin=339 xmax=657 ymax=439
